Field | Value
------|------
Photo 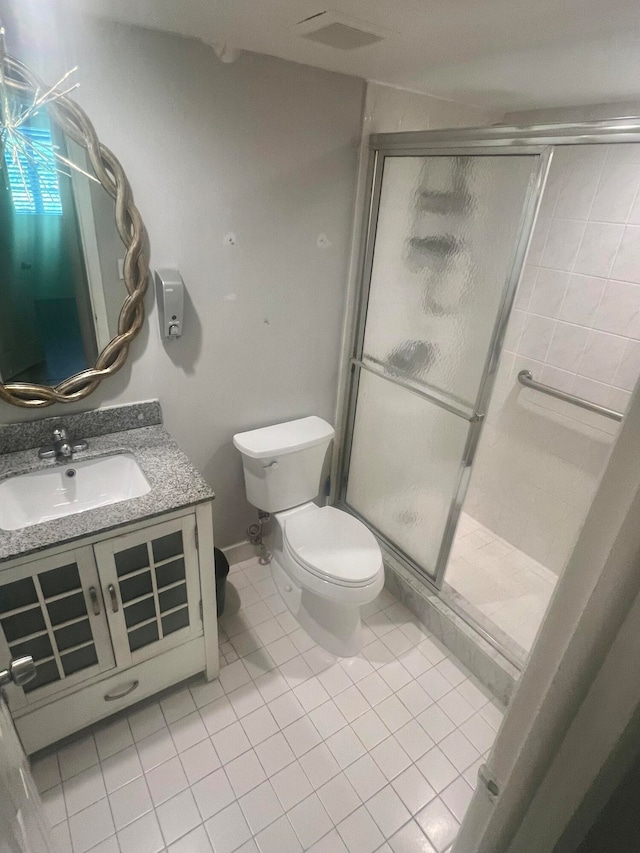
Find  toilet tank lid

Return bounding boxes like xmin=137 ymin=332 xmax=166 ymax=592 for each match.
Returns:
xmin=233 ymin=416 xmax=334 ymax=459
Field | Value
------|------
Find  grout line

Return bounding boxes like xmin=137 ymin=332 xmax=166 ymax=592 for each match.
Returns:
xmin=44 ymin=560 xmax=501 ymax=853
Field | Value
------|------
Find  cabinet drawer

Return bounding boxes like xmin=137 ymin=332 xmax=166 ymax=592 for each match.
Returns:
xmin=15 ymin=638 xmax=205 ymax=754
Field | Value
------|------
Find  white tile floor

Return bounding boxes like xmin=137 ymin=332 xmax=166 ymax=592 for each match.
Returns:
xmin=447 ymin=513 xmax=558 ymax=653
xmin=32 ymin=557 xmax=504 ymax=853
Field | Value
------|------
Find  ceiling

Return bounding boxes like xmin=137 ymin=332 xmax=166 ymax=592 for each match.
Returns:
xmin=70 ymin=0 xmax=640 ymax=111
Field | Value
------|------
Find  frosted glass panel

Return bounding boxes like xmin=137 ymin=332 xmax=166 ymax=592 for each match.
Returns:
xmin=363 ymin=155 xmax=538 ymax=408
xmin=346 ymin=369 xmax=470 ymax=578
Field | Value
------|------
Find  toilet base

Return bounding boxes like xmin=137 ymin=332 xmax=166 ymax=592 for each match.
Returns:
xmin=271 ymin=557 xmax=364 ymax=657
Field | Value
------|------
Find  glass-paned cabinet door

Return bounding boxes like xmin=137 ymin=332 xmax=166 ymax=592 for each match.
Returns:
xmin=94 ymin=515 xmax=202 ymax=668
xmin=0 ymin=548 xmax=115 ymax=708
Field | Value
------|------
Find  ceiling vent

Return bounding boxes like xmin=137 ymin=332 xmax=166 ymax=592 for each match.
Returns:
xmin=295 ymin=11 xmax=387 ymax=50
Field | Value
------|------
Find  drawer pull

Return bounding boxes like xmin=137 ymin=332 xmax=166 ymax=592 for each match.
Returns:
xmin=104 ymin=680 xmax=139 ymax=701
xmin=88 ymin=586 xmax=101 ymax=616
xmin=107 ymin=583 xmax=119 ymax=613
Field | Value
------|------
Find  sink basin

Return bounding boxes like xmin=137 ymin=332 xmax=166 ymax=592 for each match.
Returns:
xmin=0 ymin=453 xmax=151 ymax=531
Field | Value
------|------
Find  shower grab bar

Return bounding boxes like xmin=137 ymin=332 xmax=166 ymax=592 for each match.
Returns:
xmin=517 ymin=370 xmax=623 ymax=422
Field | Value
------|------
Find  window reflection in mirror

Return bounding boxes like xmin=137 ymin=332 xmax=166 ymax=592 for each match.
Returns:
xmin=0 ymin=106 xmax=126 ymax=386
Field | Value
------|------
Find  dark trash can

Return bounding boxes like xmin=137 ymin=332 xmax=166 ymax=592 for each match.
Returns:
xmin=214 ymin=547 xmax=230 ymax=617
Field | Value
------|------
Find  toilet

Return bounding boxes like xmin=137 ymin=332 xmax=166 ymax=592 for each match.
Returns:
xmin=233 ymin=416 xmax=384 ymax=656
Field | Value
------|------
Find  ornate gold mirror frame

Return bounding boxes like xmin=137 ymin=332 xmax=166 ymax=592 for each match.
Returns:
xmin=0 ymin=53 xmax=149 ymax=408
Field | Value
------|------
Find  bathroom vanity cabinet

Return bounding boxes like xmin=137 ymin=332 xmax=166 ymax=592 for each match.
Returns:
xmin=0 ymin=402 xmax=219 ymax=754
xmin=0 ymin=502 xmax=218 ymax=754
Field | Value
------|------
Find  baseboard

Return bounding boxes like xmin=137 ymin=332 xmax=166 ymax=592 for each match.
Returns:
xmin=382 ymin=550 xmax=518 ymax=706
xmin=223 ymin=540 xmax=257 ymax=565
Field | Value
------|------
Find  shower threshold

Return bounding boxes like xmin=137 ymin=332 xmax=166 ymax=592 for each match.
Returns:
xmin=381 ymin=513 xmax=560 ymax=704
xmin=445 ymin=513 xmax=558 ymax=663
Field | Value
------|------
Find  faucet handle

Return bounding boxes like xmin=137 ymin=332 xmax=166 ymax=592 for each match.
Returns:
xmin=39 ymin=426 xmax=86 ymax=460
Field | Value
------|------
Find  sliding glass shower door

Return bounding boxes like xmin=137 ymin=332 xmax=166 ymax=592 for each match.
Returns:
xmin=341 ymin=144 xmax=549 ymax=586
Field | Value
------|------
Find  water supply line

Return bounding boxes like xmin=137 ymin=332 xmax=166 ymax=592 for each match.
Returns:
xmin=247 ymin=511 xmax=271 ymax=565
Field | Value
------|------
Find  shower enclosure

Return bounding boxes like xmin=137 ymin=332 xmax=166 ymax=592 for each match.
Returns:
xmin=338 ymin=122 xmax=640 ymax=667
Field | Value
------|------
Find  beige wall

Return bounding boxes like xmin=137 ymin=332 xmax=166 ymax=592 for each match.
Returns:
xmin=505 ymin=102 xmax=640 ymax=125
xmin=362 ymin=83 xmax=502 ymax=134
xmin=0 ymin=15 xmax=365 ymax=549
xmin=0 ymin=4 xmax=503 ymax=551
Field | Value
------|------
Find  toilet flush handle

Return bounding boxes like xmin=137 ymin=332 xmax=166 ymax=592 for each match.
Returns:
xmin=263 ymin=461 xmax=278 ymax=470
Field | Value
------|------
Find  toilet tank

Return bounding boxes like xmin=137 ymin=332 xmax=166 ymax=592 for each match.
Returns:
xmin=233 ymin=417 xmax=335 ymax=513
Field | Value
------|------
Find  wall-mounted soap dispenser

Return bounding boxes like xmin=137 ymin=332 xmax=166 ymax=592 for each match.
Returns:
xmin=155 ymin=268 xmax=185 ymax=340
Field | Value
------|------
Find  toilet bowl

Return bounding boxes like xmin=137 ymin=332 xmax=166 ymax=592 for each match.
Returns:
xmin=233 ymin=416 xmax=384 ymax=656
xmin=270 ymin=503 xmax=384 ymax=656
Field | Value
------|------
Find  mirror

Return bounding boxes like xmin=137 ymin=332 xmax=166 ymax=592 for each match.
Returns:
xmin=0 ymin=38 xmax=149 ymax=408
xmin=0 ymin=128 xmax=124 ymax=384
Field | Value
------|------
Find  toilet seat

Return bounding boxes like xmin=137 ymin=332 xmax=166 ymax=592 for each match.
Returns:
xmin=284 ymin=506 xmax=382 ymax=587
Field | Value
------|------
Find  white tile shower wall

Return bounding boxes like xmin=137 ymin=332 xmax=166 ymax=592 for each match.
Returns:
xmin=466 ymin=143 xmax=640 ymax=573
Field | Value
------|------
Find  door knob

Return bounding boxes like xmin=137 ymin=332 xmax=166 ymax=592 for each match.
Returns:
xmin=0 ymin=656 xmax=36 ymax=688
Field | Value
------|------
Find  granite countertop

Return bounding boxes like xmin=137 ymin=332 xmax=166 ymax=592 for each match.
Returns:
xmin=0 ymin=423 xmax=215 ymax=565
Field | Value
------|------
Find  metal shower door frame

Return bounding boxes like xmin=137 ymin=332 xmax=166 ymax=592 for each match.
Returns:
xmin=337 ymin=133 xmax=553 ymax=591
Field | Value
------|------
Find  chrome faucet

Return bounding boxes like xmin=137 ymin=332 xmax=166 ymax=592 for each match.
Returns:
xmin=38 ymin=427 xmax=88 ymax=462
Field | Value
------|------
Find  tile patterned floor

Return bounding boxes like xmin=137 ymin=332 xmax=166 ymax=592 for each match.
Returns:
xmin=32 ymin=557 xmax=504 ymax=853
xmin=447 ymin=513 xmax=557 ymax=654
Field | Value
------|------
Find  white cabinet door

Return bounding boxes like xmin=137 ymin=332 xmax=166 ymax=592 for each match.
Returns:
xmin=0 ymin=549 xmax=115 ymax=711
xmin=94 ymin=515 xmax=203 ymax=669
